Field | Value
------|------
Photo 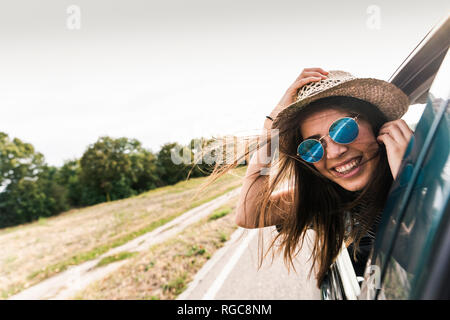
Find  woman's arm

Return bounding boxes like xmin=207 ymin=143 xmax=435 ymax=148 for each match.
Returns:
xmin=235 ymin=115 xmax=284 ymax=229
xmin=235 ymin=68 xmax=329 ymax=229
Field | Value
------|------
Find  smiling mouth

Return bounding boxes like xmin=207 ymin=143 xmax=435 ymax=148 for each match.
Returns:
xmin=331 ymin=156 xmax=362 ymax=175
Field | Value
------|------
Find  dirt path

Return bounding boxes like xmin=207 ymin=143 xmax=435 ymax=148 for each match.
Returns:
xmin=8 ymin=187 xmax=241 ymax=300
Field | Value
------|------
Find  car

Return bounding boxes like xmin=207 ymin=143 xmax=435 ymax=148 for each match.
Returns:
xmin=320 ymin=14 xmax=450 ymax=300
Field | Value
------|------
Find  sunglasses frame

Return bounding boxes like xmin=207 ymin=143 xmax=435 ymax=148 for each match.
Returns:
xmin=297 ymin=114 xmax=360 ymax=163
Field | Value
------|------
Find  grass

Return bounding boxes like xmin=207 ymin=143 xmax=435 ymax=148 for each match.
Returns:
xmin=96 ymin=252 xmax=138 ymax=268
xmin=162 ymin=273 xmax=188 ymax=295
xmin=25 ymin=205 xmax=215 ymax=282
xmin=218 ymin=231 xmax=228 ymax=242
xmin=74 ymin=194 xmax=240 ymax=300
xmin=27 ymin=246 xmax=112 ymax=281
xmin=185 ymin=245 xmax=206 ymax=257
xmin=37 ymin=217 xmax=48 ymax=226
xmin=0 ymin=166 xmax=247 ymax=299
xmin=208 ymin=206 xmax=232 ymax=221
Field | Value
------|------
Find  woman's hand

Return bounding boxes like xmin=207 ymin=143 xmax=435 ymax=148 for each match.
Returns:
xmin=277 ymin=68 xmax=329 ymax=109
xmin=377 ymin=119 xmax=414 ymax=179
xmin=265 ymin=68 xmax=328 ymax=130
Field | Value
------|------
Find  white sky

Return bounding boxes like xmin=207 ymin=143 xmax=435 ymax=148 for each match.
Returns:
xmin=0 ymin=0 xmax=449 ymax=166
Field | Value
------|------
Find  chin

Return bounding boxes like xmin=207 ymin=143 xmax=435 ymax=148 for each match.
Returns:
xmin=338 ymin=177 xmax=369 ymax=192
xmin=341 ymin=183 xmax=365 ymax=192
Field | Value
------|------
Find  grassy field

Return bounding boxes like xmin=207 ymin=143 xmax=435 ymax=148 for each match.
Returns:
xmin=0 ymin=166 xmax=247 ymax=299
xmin=75 ymin=196 xmax=240 ymax=300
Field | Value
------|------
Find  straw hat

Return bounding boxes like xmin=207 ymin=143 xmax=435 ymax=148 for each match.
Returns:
xmin=272 ymin=70 xmax=410 ymax=128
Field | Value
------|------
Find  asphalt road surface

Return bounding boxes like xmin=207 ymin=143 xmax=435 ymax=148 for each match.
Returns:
xmin=178 ymin=227 xmax=321 ymax=300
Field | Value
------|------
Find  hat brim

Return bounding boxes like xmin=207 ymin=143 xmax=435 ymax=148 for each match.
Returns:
xmin=273 ymin=78 xmax=410 ymax=128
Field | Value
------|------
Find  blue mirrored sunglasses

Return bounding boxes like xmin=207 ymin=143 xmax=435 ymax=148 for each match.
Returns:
xmin=297 ymin=115 xmax=360 ymax=163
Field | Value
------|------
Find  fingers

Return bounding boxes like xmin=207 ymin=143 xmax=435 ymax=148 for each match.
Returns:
xmin=378 ymin=119 xmax=413 ymax=144
xmin=301 ymin=68 xmax=329 ymax=76
xmin=277 ymin=67 xmax=329 ymax=109
xmin=376 ymin=133 xmax=401 ymax=178
xmin=379 ymin=125 xmax=405 ymax=144
xmin=291 ymin=76 xmax=323 ymax=89
xmin=397 ymin=120 xmax=414 ymax=139
xmin=377 ymin=119 xmax=414 ymax=179
xmin=303 ymin=72 xmax=328 ymax=80
xmin=376 ymin=131 xmax=396 ymax=148
xmin=290 ymin=68 xmax=329 ymax=91
xmin=296 ymin=70 xmax=328 ymax=81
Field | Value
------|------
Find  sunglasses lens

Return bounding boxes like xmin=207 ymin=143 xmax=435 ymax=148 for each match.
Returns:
xmin=297 ymin=140 xmax=324 ymax=163
xmin=329 ymin=117 xmax=359 ymax=144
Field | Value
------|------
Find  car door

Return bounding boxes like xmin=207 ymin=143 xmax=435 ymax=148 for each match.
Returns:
xmin=321 ymin=15 xmax=449 ymax=300
xmin=359 ymin=46 xmax=449 ymax=300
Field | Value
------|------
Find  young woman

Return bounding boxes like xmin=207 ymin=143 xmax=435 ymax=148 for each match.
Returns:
xmin=195 ymin=68 xmax=413 ymax=287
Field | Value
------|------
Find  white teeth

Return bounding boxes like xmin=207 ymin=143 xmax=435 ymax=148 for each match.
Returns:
xmin=334 ymin=158 xmax=360 ymax=173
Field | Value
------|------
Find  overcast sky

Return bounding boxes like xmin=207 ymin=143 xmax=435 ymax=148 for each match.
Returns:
xmin=1 ymin=0 xmax=449 ymax=166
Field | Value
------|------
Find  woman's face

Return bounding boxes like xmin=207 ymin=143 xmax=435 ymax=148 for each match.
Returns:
xmin=299 ymin=108 xmax=380 ymax=191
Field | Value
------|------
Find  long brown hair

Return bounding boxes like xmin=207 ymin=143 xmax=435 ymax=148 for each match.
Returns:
xmin=190 ymin=96 xmax=393 ymax=287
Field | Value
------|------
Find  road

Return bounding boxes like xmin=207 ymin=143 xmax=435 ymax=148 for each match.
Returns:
xmin=178 ymin=227 xmax=321 ymax=300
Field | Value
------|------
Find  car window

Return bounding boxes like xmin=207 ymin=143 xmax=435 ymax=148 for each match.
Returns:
xmin=374 ymin=50 xmax=449 ymax=299
xmin=402 ymin=102 xmax=427 ymax=131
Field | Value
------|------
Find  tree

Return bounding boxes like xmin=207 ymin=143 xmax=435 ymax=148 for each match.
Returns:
xmin=0 ymin=132 xmax=44 ymax=189
xmin=0 ymin=132 xmax=69 ymax=227
xmin=130 ymin=149 xmax=159 ymax=192
xmin=156 ymin=142 xmax=192 ymax=186
xmin=79 ymin=136 xmax=159 ymax=204
xmin=55 ymin=159 xmax=83 ymax=207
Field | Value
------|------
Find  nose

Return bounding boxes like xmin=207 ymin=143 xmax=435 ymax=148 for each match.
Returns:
xmin=324 ymin=137 xmax=348 ymax=159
